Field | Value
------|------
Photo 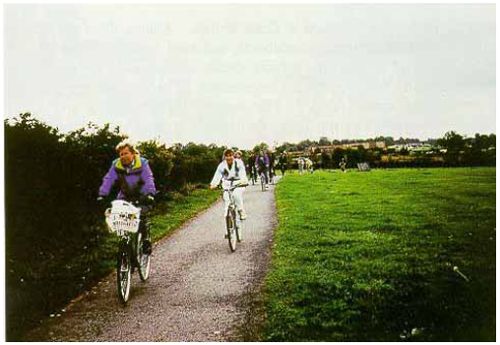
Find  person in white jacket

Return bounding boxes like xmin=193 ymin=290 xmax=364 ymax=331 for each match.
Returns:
xmin=209 ymin=148 xmax=248 ymax=220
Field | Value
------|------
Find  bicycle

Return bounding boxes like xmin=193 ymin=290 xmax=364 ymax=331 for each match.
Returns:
xmin=260 ymin=170 xmax=266 ymax=191
xmin=221 ymin=179 xmax=248 ymax=252
xmin=105 ymin=199 xmax=152 ymax=304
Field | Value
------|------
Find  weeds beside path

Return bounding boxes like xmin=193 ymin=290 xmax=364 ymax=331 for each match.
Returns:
xmin=263 ymin=168 xmax=495 ymax=341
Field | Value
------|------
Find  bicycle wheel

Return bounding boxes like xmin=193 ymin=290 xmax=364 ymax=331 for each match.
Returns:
xmin=136 ymin=231 xmax=151 ymax=282
xmin=260 ymin=173 xmax=265 ymax=191
xmin=226 ymin=209 xmax=237 ymax=252
xmin=116 ymin=241 xmax=132 ymax=304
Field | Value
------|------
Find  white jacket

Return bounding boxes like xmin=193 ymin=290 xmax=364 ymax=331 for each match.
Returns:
xmin=210 ymin=158 xmax=248 ymax=187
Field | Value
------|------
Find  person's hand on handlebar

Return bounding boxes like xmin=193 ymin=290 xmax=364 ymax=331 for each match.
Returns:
xmin=143 ymin=194 xmax=155 ymax=205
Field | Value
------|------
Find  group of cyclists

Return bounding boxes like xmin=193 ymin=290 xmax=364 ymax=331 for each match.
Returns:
xmin=246 ymin=149 xmax=289 ymax=188
xmin=97 ymin=142 xmax=291 ymax=253
xmin=95 ymin=141 xmax=338 ymax=303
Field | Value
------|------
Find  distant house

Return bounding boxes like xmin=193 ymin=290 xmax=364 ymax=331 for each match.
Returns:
xmin=312 ymin=141 xmax=386 ymax=152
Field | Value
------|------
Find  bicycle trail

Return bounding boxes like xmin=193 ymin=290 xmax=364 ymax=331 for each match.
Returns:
xmin=24 ymin=179 xmax=279 ymax=341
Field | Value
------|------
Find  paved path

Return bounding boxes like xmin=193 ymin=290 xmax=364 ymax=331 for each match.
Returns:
xmin=25 ymin=180 xmax=278 ymax=341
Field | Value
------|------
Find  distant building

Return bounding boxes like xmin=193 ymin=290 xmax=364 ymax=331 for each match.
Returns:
xmin=313 ymin=141 xmax=386 ymax=152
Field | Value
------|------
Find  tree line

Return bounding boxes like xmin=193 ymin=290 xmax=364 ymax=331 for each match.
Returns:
xmin=272 ymin=131 xmax=495 ymax=169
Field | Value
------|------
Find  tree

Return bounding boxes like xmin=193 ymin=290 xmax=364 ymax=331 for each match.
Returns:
xmin=318 ymin=136 xmax=331 ymax=146
xmin=253 ymin=142 xmax=269 ymax=153
xmin=437 ymin=131 xmax=465 ymax=166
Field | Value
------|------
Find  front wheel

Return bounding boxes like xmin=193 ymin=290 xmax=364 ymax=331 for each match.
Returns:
xmin=117 ymin=241 xmax=132 ymax=304
xmin=137 ymin=232 xmax=151 ymax=282
xmin=226 ymin=210 xmax=237 ymax=252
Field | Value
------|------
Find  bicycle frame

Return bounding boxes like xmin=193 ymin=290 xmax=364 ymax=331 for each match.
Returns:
xmin=222 ymin=181 xmax=244 ymax=216
xmin=221 ymin=180 xmax=247 ymax=252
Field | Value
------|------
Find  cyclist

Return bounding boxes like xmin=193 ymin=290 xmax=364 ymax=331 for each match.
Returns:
xmin=339 ymin=157 xmax=347 ymax=173
xmin=267 ymin=149 xmax=276 ymax=184
xmin=210 ymin=148 xmax=248 ymax=220
xmin=97 ymin=141 xmax=157 ymax=254
xmin=255 ymin=150 xmax=270 ymax=189
xmin=305 ymin=157 xmax=314 ymax=174
xmin=247 ymin=152 xmax=258 ymax=184
xmin=278 ymin=151 xmax=288 ymax=176
xmin=298 ymin=157 xmax=305 ymax=174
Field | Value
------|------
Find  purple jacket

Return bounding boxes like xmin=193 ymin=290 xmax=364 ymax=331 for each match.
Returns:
xmin=255 ymin=154 xmax=269 ymax=168
xmin=99 ymin=156 xmax=157 ymax=200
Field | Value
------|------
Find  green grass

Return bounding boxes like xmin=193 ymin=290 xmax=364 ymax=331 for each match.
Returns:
xmin=10 ymin=188 xmax=219 ymax=341
xmin=264 ymin=168 xmax=495 ymax=341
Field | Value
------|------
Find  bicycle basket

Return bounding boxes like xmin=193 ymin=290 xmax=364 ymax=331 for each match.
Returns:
xmin=105 ymin=200 xmax=141 ymax=235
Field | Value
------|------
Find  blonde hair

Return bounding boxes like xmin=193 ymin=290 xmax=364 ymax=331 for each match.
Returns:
xmin=115 ymin=140 xmax=138 ymax=154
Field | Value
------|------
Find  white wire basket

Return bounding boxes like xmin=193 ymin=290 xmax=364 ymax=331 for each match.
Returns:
xmin=105 ymin=200 xmax=141 ymax=236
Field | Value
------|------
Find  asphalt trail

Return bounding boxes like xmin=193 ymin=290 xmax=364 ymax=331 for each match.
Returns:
xmin=25 ymin=180 xmax=278 ymax=341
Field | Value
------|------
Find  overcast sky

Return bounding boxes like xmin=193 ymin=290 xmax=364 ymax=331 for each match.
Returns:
xmin=4 ymin=4 xmax=495 ymax=149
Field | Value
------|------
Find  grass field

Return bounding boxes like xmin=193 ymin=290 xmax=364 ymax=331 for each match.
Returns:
xmin=263 ymin=168 xmax=495 ymax=341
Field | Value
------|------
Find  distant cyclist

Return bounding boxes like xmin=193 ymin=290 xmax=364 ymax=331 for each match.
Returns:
xmin=305 ymin=157 xmax=314 ymax=174
xmin=234 ymin=150 xmax=242 ymax=160
xmin=267 ymin=149 xmax=276 ymax=184
xmin=98 ymin=141 xmax=157 ymax=254
xmin=247 ymin=152 xmax=258 ymax=184
xmin=255 ymin=150 xmax=270 ymax=189
xmin=298 ymin=157 xmax=305 ymax=174
xmin=210 ymin=149 xmax=248 ymax=220
xmin=278 ymin=151 xmax=288 ymax=176
xmin=339 ymin=157 xmax=347 ymax=173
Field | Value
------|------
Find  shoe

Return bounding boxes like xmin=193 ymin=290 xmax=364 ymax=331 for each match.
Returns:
xmin=265 ymin=185 xmax=270 ymax=190
xmin=142 ymin=240 xmax=152 ymax=255
xmin=238 ymin=210 xmax=247 ymax=220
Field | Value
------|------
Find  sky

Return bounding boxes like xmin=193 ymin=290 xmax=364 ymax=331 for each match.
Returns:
xmin=4 ymin=4 xmax=496 ymax=149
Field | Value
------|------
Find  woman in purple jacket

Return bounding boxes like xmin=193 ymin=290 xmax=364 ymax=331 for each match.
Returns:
xmin=98 ymin=141 xmax=157 ymax=254
xmin=255 ymin=150 xmax=270 ymax=189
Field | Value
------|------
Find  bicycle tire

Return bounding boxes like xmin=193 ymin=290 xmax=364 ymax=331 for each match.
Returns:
xmin=116 ymin=241 xmax=132 ymax=304
xmin=137 ymin=232 xmax=151 ymax=282
xmin=226 ymin=209 xmax=237 ymax=252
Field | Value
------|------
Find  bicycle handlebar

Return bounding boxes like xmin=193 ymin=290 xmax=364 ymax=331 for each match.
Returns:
xmin=219 ymin=183 xmax=249 ymax=192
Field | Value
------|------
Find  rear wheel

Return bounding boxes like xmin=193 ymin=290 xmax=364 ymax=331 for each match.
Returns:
xmin=260 ymin=173 xmax=265 ymax=191
xmin=116 ymin=241 xmax=132 ymax=304
xmin=137 ymin=232 xmax=151 ymax=282
xmin=226 ymin=210 xmax=237 ymax=252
